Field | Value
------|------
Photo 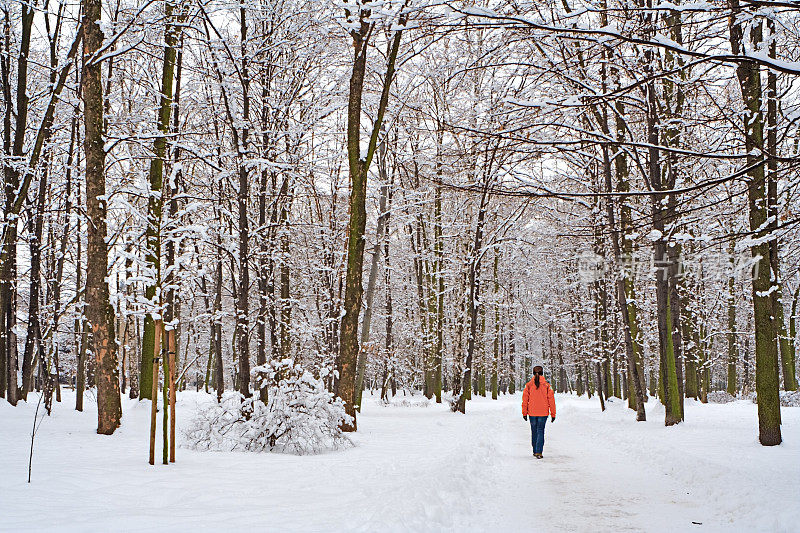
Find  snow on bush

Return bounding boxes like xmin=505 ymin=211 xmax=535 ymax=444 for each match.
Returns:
xmin=780 ymin=391 xmax=800 ymax=407
xmin=185 ymin=360 xmax=352 ymax=455
xmin=749 ymin=390 xmax=800 ymax=407
xmin=706 ymin=391 xmax=736 ymax=404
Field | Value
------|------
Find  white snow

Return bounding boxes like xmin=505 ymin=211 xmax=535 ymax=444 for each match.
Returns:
xmin=1 ymin=391 xmax=798 ymax=532
xmin=646 ymin=229 xmax=663 ymax=242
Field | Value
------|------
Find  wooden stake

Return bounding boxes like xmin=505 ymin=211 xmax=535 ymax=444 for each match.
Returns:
xmin=160 ymin=321 xmax=168 ymax=465
xmin=168 ymin=329 xmax=176 ymax=463
xmin=149 ymin=325 xmax=162 ymax=465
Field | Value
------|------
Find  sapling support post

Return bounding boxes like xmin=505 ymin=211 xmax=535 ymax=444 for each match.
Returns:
xmin=149 ymin=324 xmax=162 ymax=465
xmin=168 ymin=328 xmax=176 ymax=463
xmin=160 ymin=321 xmax=169 ymax=465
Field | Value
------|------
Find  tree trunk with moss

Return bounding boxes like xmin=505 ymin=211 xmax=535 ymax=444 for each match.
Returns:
xmin=140 ymin=0 xmax=183 ymax=400
xmin=338 ymin=10 xmax=406 ymax=429
xmin=728 ymin=3 xmax=781 ymax=445
xmin=648 ymin=87 xmax=682 ymax=426
xmin=764 ymin=19 xmax=797 ymax=393
xmin=607 ymin=95 xmax=647 ymax=417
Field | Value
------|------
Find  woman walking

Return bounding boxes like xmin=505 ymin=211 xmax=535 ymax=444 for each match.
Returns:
xmin=522 ymin=365 xmax=556 ymax=459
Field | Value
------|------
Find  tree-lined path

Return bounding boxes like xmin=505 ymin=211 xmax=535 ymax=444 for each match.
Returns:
xmin=2 ymin=392 xmax=797 ymax=531
xmin=1 ymin=0 xmax=799 ymax=529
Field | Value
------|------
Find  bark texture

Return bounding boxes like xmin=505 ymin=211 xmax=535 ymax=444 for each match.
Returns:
xmin=82 ymin=0 xmax=122 ymax=434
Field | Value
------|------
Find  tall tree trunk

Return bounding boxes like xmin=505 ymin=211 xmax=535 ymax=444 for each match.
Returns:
xmin=0 ymin=0 xmax=34 ymax=406
xmin=743 ymin=320 xmax=751 ymax=395
xmin=697 ymin=319 xmax=709 ymax=403
xmin=213 ymin=236 xmax=224 ymax=400
xmin=727 ymin=238 xmax=739 ymax=395
xmin=410 ymin=211 xmax=431 ymax=398
xmin=355 ymin=145 xmax=391 ymax=409
xmin=595 ymin=361 xmax=606 ymax=412
xmin=267 ymin=175 xmax=281 ymax=368
xmin=788 ymin=286 xmax=798 ymax=389
xmin=23 ymin=6 xmax=71 ymax=400
xmin=433 ymin=181 xmax=444 ymax=403
xmin=50 ymin=117 xmax=78 ymax=405
xmin=648 ymin=82 xmax=682 ymax=426
xmin=140 ymin=0 xmax=183 ymax=400
xmin=595 ymin=246 xmax=612 ymax=402
xmin=236 ymin=5 xmax=252 ymax=399
xmin=338 ymin=10 xmax=405 ymax=429
xmin=728 ymin=4 xmax=781 ymax=445
xmin=765 ymin=18 xmax=797 ymax=393
xmin=491 ymin=252 xmax=500 ymax=400
xmin=663 ymin=3 xmax=687 ymax=421
xmin=683 ymin=298 xmax=699 ymax=399
xmin=1 ymin=6 xmax=80 ymax=405
xmin=256 ymin=173 xmax=270 ymax=403
xmin=164 ymin=26 xmax=184 ymax=350
xmin=774 ymin=288 xmax=795 ymax=391
xmin=20 ymin=150 xmax=50 ymax=399
xmin=82 ymin=0 xmax=121 ymax=433
xmin=75 ymin=183 xmax=87 ymax=411
xmin=0 ymin=8 xmax=10 ymax=400
xmin=382 ymin=189 xmax=394 ymax=400
xmin=508 ymin=298 xmax=516 ymax=395
xmin=278 ymin=191 xmax=291 ymax=362
xmin=453 ymin=186 xmax=489 ymax=413
xmin=337 ymin=16 xmax=372 ymax=431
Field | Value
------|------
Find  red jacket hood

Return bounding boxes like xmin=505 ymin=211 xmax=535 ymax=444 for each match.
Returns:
xmin=525 ymin=377 xmax=550 ymax=388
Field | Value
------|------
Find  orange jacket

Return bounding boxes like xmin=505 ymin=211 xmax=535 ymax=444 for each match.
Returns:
xmin=522 ymin=377 xmax=556 ymax=417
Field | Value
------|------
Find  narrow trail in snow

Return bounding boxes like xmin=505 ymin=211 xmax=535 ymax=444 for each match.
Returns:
xmin=474 ymin=399 xmax=639 ymax=532
xmin=470 ymin=396 xmax=716 ymax=533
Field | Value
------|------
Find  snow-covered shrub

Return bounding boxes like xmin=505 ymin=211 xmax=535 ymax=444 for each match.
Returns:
xmin=749 ymin=390 xmax=800 ymax=407
xmin=706 ymin=391 xmax=736 ymax=404
xmin=780 ymin=391 xmax=800 ymax=407
xmin=185 ymin=360 xmax=352 ymax=454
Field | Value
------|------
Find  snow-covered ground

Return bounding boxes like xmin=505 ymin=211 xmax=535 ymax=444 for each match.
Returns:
xmin=1 ymin=390 xmax=798 ymax=532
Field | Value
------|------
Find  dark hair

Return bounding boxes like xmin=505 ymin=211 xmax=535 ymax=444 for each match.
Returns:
xmin=533 ymin=366 xmax=543 ymax=388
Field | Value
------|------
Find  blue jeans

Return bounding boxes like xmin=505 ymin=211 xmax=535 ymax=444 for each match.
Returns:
xmin=529 ymin=416 xmax=547 ymax=454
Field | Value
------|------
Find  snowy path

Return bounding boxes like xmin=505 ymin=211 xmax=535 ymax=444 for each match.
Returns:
xmin=1 ymin=391 xmax=798 ymax=532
